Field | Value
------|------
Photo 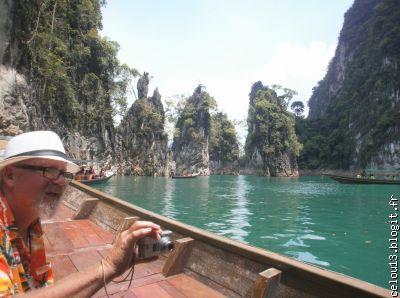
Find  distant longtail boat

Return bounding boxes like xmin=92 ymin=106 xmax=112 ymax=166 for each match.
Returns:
xmin=324 ymin=174 xmax=400 ymax=185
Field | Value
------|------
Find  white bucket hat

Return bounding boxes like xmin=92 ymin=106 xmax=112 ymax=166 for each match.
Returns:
xmin=0 ymin=131 xmax=79 ymax=173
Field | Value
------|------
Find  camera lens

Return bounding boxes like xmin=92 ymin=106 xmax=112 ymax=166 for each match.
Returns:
xmin=166 ymin=242 xmax=174 ymax=251
xmin=159 ymin=238 xmax=174 ymax=251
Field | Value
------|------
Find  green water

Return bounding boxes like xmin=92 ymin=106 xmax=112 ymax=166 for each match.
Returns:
xmin=92 ymin=175 xmax=398 ymax=289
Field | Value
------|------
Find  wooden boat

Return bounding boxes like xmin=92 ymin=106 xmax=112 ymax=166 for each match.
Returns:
xmin=43 ymin=180 xmax=389 ymax=297
xmin=325 ymin=174 xmax=400 ymax=185
xmin=75 ymin=171 xmax=115 ymax=184
xmin=172 ymin=173 xmax=200 ymax=179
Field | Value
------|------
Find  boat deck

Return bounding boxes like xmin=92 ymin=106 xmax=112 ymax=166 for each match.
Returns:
xmin=43 ymin=203 xmax=225 ymax=297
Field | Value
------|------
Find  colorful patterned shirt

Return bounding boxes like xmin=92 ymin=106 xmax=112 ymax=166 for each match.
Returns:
xmin=0 ymin=191 xmax=54 ymax=296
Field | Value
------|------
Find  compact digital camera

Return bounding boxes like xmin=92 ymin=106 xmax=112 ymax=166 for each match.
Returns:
xmin=137 ymin=230 xmax=174 ymax=259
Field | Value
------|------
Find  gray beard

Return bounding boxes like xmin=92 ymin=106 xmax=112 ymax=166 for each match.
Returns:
xmin=37 ymin=197 xmax=62 ymax=219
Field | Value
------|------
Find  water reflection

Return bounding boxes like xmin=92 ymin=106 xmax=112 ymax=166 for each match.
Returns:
xmin=222 ymin=175 xmax=252 ymax=242
xmin=161 ymin=178 xmax=177 ymax=218
xmin=281 ymin=191 xmax=329 ymax=267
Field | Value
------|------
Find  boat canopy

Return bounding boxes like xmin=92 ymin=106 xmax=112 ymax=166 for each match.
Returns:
xmin=365 ymin=168 xmax=400 ymax=175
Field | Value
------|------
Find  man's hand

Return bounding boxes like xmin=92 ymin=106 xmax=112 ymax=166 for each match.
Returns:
xmin=102 ymin=221 xmax=162 ymax=280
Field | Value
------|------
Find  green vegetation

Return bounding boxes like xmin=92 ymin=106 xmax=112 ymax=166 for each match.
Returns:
xmin=209 ymin=112 xmax=239 ymax=163
xmin=290 ymin=101 xmax=305 ymax=117
xmin=10 ymin=0 xmax=137 ymax=132
xmin=245 ymin=82 xmax=301 ymax=163
xmin=170 ymin=85 xmax=239 ymax=165
xmin=127 ymin=98 xmax=165 ymax=138
xmin=303 ymin=0 xmax=400 ymax=169
xmin=173 ymin=85 xmax=215 ymax=145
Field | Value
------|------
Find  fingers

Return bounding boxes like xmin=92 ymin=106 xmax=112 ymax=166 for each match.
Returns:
xmin=126 ymin=221 xmax=162 ymax=241
xmin=103 ymin=220 xmax=163 ymax=279
xmin=128 ymin=221 xmax=160 ymax=232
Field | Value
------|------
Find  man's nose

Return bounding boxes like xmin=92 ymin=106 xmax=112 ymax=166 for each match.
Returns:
xmin=52 ymin=174 xmax=67 ymax=186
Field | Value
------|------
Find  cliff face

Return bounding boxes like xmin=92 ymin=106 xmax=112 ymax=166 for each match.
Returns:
xmin=0 ymin=2 xmax=169 ymax=175
xmin=172 ymin=86 xmax=211 ymax=175
xmin=0 ymin=0 xmax=12 ymax=64
xmin=245 ymin=82 xmax=300 ymax=176
xmin=308 ymin=0 xmax=380 ymax=119
xmin=118 ymin=83 xmax=169 ymax=176
xmin=209 ymin=112 xmax=240 ymax=175
xmin=0 ymin=1 xmax=117 ymax=169
xmin=306 ymin=0 xmax=400 ymax=169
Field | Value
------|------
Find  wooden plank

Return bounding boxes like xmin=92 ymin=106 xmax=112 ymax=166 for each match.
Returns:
xmin=131 ymin=273 xmax=165 ymax=288
xmin=93 ymin=284 xmax=138 ymax=298
xmin=132 ymin=283 xmax=173 ymax=298
xmin=93 ymin=267 xmax=167 ymax=297
xmin=158 ymin=280 xmax=187 ymax=298
xmin=63 ymin=221 xmax=90 ymax=249
xmin=42 ymin=222 xmax=74 ymax=255
xmin=167 ymin=274 xmax=226 ymax=298
xmin=162 ymin=237 xmax=194 ymax=277
xmin=133 ymin=258 xmax=164 ymax=279
xmin=88 ymin=221 xmax=114 ymax=244
xmin=71 ymin=198 xmax=99 ymax=220
xmin=69 ymin=250 xmax=103 ymax=272
xmin=71 ymin=220 xmax=105 ymax=246
xmin=48 ymin=255 xmax=78 ymax=281
xmin=113 ymin=216 xmax=139 ymax=244
xmin=251 ymin=268 xmax=282 ymax=298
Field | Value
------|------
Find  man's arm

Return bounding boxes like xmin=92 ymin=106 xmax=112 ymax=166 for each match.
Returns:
xmin=19 ymin=221 xmax=161 ymax=298
xmin=20 ymin=263 xmax=104 ymax=298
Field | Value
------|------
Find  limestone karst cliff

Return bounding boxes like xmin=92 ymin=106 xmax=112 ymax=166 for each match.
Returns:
xmin=245 ymin=82 xmax=300 ymax=176
xmin=302 ymin=0 xmax=400 ymax=170
xmin=0 ymin=1 xmax=242 ymax=176
xmin=0 ymin=0 xmax=119 ymax=168
xmin=209 ymin=112 xmax=240 ymax=175
xmin=0 ymin=1 xmax=171 ymax=175
xmin=171 ymin=86 xmax=211 ymax=175
xmin=117 ymin=75 xmax=169 ymax=176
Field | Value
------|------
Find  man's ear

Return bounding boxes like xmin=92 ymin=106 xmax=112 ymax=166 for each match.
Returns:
xmin=1 ymin=166 xmax=15 ymax=188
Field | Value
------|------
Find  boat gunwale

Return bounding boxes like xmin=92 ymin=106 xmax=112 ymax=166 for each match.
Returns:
xmin=70 ymin=180 xmax=389 ymax=297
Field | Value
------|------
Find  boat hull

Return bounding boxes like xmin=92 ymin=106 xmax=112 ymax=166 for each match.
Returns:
xmin=172 ymin=174 xmax=199 ymax=179
xmin=62 ymin=180 xmax=389 ymax=297
xmin=325 ymin=174 xmax=400 ymax=185
xmin=77 ymin=173 xmax=114 ymax=184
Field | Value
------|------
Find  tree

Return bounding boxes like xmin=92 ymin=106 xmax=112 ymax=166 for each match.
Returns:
xmin=209 ymin=112 xmax=239 ymax=163
xmin=270 ymin=84 xmax=298 ymax=108
xmin=290 ymin=101 xmax=305 ymax=117
xmin=11 ymin=0 xmax=134 ymax=132
xmin=164 ymin=94 xmax=188 ymax=142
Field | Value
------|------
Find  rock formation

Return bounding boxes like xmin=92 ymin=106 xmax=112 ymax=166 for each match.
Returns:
xmin=245 ymin=82 xmax=300 ymax=176
xmin=305 ymin=0 xmax=400 ymax=170
xmin=118 ymin=82 xmax=169 ymax=176
xmin=209 ymin=112 xmax=240 ymax=175
xmin=172 ymin=86 xmax=211 ymax=175
xmin=0 ymin=66 xmax=28 ymax=135
xmin=0 ymin=1 xmax=167 ymax=176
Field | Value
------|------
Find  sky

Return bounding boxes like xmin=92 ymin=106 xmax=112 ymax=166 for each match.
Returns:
xmin=101 ymin=0 xmax=354 ymax=128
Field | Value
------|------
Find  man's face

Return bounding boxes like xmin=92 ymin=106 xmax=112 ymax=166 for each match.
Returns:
xmin=9 ymin=158 xmax=69 ymax=218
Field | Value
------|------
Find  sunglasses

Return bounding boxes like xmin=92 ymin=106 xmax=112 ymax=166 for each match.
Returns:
xmin=14 ymin=164 xmax=74 ymax=182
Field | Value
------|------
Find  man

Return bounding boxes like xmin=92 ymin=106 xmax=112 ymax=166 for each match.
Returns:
xmin=0 ymin=131 xmax=161 ymax=297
